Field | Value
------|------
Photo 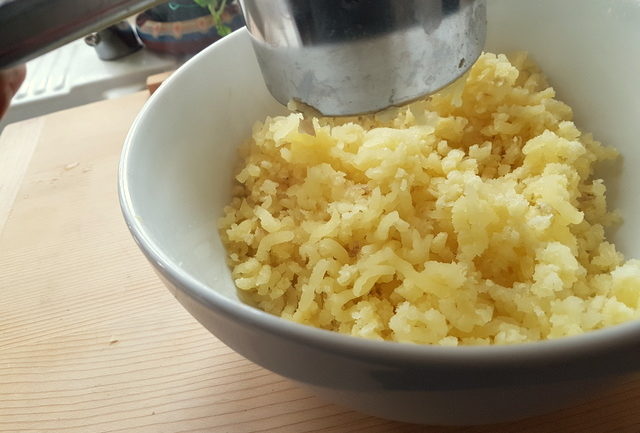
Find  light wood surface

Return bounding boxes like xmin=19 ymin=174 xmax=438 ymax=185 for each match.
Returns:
xmin=1 ymin=92 xmax=640 ymax=433
xmin=0 ymin=116 xmax=44 ymax=235
xmin=146 ymin=70 xmax=175 ymax=95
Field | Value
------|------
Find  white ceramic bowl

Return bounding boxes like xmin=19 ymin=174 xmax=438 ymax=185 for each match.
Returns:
xmin=119 ymin=0 xmax=640 ymax=425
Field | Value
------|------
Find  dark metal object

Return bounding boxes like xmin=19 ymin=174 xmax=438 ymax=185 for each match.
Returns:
xmin=0 ymin=0 xmax=166 ymax=69
xmin=84 ymin=21 xmax=144 ymax=61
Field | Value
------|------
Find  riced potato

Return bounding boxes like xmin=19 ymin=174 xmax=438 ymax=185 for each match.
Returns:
xmin=218 ymin=52 xmax=640 ymax=345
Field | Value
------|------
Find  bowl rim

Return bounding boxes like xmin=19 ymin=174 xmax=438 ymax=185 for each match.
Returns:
xmin=119 ymin=27 xmax=640 ymax=367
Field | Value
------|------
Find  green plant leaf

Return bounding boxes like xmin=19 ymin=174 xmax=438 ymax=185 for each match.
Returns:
xmin=192 ymin=0 xmax=232 ymax=36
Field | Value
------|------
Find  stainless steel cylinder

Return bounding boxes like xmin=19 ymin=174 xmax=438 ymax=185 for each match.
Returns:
xmin=240 ymin=0 xmax=486 ymax=116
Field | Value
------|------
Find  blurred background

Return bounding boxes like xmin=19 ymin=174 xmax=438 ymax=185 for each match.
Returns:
xmin=0 ymin=0 xmax=244 ymax=133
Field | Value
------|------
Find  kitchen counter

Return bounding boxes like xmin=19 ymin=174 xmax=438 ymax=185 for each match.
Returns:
xmin=1 ymin=92 xmax=639 ymax=433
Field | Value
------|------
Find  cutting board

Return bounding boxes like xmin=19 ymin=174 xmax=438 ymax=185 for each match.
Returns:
xmin=1 ymin=92 xmax=640 ymax=433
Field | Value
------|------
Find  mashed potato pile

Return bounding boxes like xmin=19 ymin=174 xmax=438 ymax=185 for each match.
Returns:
xmin=218 ymin=52 xmax=640 ymax=345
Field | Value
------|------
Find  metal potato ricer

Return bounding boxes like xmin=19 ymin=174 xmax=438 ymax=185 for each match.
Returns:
xmin=0 ymin=0 xmax=486 ymax=116
xmin=240 ymin=0 xmax=486 ymax=115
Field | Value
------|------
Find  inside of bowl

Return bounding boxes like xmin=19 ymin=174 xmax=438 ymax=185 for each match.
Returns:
xmin=486 ymin=0 xmax=640 ymax=257
xmin=123 ymin=29 xmax=285 ymax=301
xmin=124 ymin=0 xmax=640 ymax=304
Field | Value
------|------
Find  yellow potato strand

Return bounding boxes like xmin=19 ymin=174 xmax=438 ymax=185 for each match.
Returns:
xmin=219 ymin=52 xmax=639 ymax=345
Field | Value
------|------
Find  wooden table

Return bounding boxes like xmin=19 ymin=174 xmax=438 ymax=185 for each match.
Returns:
xmin=1 ymin=92 xmax=639 ymax=433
